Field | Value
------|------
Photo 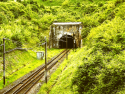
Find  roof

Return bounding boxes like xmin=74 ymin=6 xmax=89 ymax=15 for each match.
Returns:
xmin=52 ymin=22 xmax=82 ymax=25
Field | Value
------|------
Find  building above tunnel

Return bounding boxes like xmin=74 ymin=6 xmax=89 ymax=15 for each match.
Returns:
xmin=49 ymin=22 xmax=83 ymax=48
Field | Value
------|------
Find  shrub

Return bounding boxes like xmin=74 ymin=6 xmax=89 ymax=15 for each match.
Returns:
xmin=62 ymin=0 xmax=69 ymax=8
xmin=115 ymin=0 xmax=125 ymax=6
xmin=87 ymin=17 xmax=125 ymax=53
xmin=39 ymin=13 xmax=55 ymax=30
xmin=31 ymin=4 xmax=39 ymax=12
xmin=77 ymin=2 xmax=81 ymax=7
xmin=115 ymin=4 xmax=125 ymax=20
xmin=81 ymin=27 xmax=90 ymax=39
xmin=71 ymin=50 xmax=125 ymax=94
xmin=71 ymin=52 xmax=104 ymax=93
xmin=98 ymin=2 xmax=104 ymax=7
xmin=40 ymin=4 xmax=45 ymax=9
xmin=81 ymin=15 xmax=99 ymax=28
xmin=0 ymin=12 xmax=8 ymax=24
xmin=82 ymin=4 xmax=97 ymax=14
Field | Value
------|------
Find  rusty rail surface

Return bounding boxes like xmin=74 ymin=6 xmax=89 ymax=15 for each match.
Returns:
xmin=2 ymin=49 xmax=70 ymax=94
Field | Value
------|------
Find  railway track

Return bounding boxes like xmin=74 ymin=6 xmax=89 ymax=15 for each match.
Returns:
xmin=2 ymin=49 xmax=70 ymax=94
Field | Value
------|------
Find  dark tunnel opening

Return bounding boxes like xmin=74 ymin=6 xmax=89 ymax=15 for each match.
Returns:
xmin=59 ymin=35 xmax=76 ymax=48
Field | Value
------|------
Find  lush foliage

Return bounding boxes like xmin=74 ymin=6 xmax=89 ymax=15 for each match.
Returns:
xmin=0 ymin=48 xmax=63 ymax=89
xmin=87 ymin=17 xmax=125 ymax=54
xmin=38 ymin=48 xmax=83 ymax=94
xmin=71 ymin=1 xmax=125 ymax=94
xmin=1 ymin=0 xmax=123 ymax=53
xmin=1 ymin=0 xmax=125 ymax=93
xmin=36 ymin=0 xmax=125 ymax=94
xmin=72 ymin=49 xmax=125 ymax=94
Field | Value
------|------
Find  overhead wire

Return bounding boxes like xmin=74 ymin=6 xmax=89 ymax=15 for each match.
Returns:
xmin=0 ymin=3 xmax=52 ymax=81
xmin=5 ymin=52 xmax=25 ymax=75
xmin=0 ymin=60 xmax=3 ymax=63
xmin=5 ymin=49 xmax=26 ymax=60
xmin=0 ymin=37 xmax=62 ymax=77
xmin=5 ymin=48 xmax=26 ymax=54
xmin=6 ymin=61 xmax=13 ymax=74
xmin=0 ymin=38 xmax=46 ymax=70
xmin=0 ymin=44 xmax=3 ymax=47
xmin=2 ymin=37 xmax=46 ymax=54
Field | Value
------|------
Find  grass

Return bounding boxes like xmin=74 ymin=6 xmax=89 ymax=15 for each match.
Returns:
xmin=0 ymin=0 xmax=125 ymax=93
xmin=38 ymin=48 xmax=85 ymax=94
xmin=38 ymin=46 xmax=125 ymax=94
xmin=0 ymin=47 xmax=63 ymax=90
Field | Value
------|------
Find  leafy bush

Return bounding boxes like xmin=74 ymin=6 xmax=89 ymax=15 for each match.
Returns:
xmin=98 ymin=2 xmax=104 ymax=7
xmin=81 ymin=15 xmax=99 ymax=28
xmin=62 ymin=0 xmax=69 ymax=8
xmin=40 ymin=4 xmax=45 ymax=9
xmin=72 ymin=50 xmax=125 ymax=94
xmin=0 ymin=1 xmax=25 ymax=23
xmin=87 ymin=17 xmax=125 ymax=54
xmin=39 ymin=13 xmax=55 ymax=30
xmin=81 ymin=27 xmax=90 ymax=39
xmin=77 ymin=2 xmax=81 ymax=7
xmin=115 ymin=0 xmax=125 ymax=6
xmin=31 ymin=4 xmax=39 ymax=12
xmin=72 ymin=3 xmax=125 ymax=93
xmin=82 ymin=4 xmax=98 ymax=14
xmin=115 ymin=3 xmax=125 ymax=19
xmin=0 ymin=12 xmax=8 ymax=24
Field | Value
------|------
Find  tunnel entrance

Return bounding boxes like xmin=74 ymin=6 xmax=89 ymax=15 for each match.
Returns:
xmin=59 ymin=35 xmax=76 ymax=48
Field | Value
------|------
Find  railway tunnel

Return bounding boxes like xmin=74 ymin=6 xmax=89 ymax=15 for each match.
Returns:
xmin=59 ymin=35 xmax=76 ymax=48
xmin=49 ymin=22 xmax=83 ymax=48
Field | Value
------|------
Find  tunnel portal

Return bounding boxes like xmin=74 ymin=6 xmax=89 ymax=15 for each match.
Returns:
xmin=59 ymin=35 xmax=76 ymax=48
xmin=49 ymin=22 xmax=83 ymax=48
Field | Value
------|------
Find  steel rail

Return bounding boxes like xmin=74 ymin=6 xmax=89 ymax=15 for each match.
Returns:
xmin=18 ymin=50 xmax=70 ymax=94
xmin=3 ymin=49 xmax=68 ymax=94
xmin=23 ymin=50 xmax=69 ymax=94
xmin=15 ymin=49 xmax=69 ymax=94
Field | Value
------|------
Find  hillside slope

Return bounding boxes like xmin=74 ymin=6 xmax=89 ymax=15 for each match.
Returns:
xmin=1 ymin=0 xmax=124 ymax=51
xmin=38 ymin=0 xmax=125 ymax=94
xmin=0 ymin=0 xmax=125 ymax=93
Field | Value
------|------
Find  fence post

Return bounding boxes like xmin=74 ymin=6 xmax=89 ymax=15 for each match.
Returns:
xmin=45 ymin=37 xmax=47 ymax=83
xmin=3 ymin=38 xmax=5 ymax=85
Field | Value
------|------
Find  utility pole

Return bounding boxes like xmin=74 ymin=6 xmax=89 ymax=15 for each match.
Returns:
xmin=45 ymin=37 xmax=47 ymax=83
xmin=73 ymin=33 xmax=74 ymax=51
xmin=62 ymin=40 xmax=63 ymax=48
xmin=3 ymin=38 xmax=5 ymax=85
xmin=49 ymin=26 xmax=51 ymax=49
xmin=74 ymin=39 xmax=76 ymax=52
xmin=66 ymin=34 xmax=68 ymax=60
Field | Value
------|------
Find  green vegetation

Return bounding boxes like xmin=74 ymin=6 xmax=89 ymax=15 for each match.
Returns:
xmin=37 ymin=0 xmax=125 ymax=94
xmin=71 ymin=16 xmax=125 ymax=94
xmin=72 ymin=49 xmax=125 ymax=94
xmin=0 ymin=0 xmax=125 ymax=93
xmin=0 ymin=48 xmax=63 ymax=89
xmin=39 ymin=47 xmax=125 ymax=94
xmin=38 ymin=49 xmax=82 ymax=94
